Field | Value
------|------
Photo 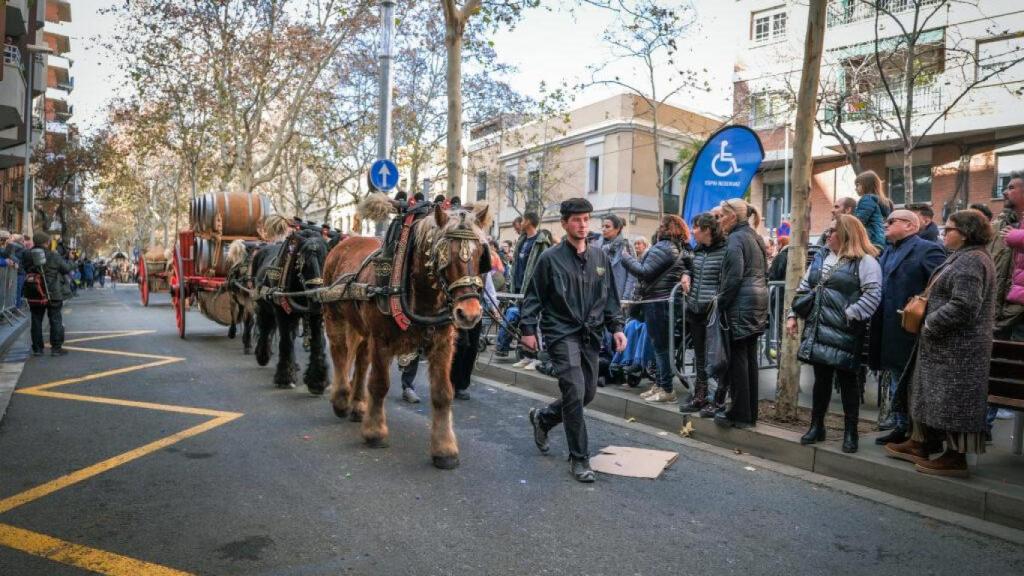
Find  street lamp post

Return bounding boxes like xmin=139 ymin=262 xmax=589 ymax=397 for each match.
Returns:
xmin=21 ymin=44 xmax=54 ymax=237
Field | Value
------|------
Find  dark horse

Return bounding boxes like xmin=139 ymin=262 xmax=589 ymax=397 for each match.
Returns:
xmin=323 ymin=195 xmax=490 ymax=469
xmin=251 ymin=229 xmax=329 ymax=393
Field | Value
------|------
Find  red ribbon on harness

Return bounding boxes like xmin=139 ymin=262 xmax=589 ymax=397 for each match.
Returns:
xmin=388 ymin=212 xmax=417 ymax=331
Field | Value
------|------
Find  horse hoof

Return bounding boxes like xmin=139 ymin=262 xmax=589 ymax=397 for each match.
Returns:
xmin=432 ymin=455 xmax=460 ymax=470
xmin=332 ymin=404 xmax=349 ymax=419
xmin=364 ymin=437 xmax=389 ymax=449
xmin=349 ymin=411 xmax=363 ymax=423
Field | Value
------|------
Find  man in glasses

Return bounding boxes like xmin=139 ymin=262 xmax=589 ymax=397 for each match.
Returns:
xmin=870 ymin=209 xmax=946 ymax=445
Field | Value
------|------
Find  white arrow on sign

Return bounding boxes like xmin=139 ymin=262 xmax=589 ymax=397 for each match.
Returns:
xmin=377 ymin=163 xmax=392 ymax=180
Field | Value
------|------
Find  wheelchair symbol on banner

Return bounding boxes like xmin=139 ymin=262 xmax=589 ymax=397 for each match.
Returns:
xmin=711 ymin=140 xmax=742 ymax=178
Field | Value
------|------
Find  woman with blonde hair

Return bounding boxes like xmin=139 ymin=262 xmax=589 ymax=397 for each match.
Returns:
xmin=713 ymin=198 xmax=769 ymax=428
xmin=853 ymin=170 xmax=893 ymax=251
xmin=786 ymin=214 xmax=882 ymax=453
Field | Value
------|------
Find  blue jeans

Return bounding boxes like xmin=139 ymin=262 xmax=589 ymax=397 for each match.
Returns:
xmin=496 ymin=306 xmax=520 ymax=352
xmin=888 ymin=365 xmax=908 ymax=430
xmin=644 ymin=302 xmax=674 ymax=393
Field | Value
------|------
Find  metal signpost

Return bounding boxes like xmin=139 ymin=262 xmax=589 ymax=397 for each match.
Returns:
xmin=681 ymin=125 xmax=765 ymax=234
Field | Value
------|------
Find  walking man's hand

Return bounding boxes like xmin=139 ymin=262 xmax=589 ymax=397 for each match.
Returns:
xmin=520 ymin=335 xmax=538 ymax=353
xmin=613 ymin=331 xmax=627 ymax=353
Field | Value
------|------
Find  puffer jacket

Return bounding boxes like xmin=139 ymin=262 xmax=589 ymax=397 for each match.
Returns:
xmin=685 ymin=239 xmax=740 ymax=316
xmin=620 ymin=239 xmax=691 ymax=301
xmin=854 ymin=194 xmax=892 ymax=250
xmin=1004 ymin=227 xmax=1024 ymax=305
xmin=724 ymin=222 xmax=769 ymax=340
xmin=797 ymin=255 xmax=881 ymax=371
xmin=990 ymin=209 xmax=1024 ymax=328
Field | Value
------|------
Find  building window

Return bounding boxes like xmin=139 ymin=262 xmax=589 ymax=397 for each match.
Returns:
xmin=753 ymin=7 xmax=787 ymax=44
xmin=995 ymin=152 xmax=1024 ymax=198
xmin=588 ymin=157 xmax=600 ymax=194
xmin=763 ymin=182 xmax=786 ymax=230
xmin=505 ymin=173 xmax=517 ymax=207
xmin=662 ymin=160 xmax=679 ymax=214
xmin=977 ymin=34 xmax=1024 ymax=81
xmin=476 ymin=172 xmax=487 ymax=201
xmin=887 ymin=165 xmax=933 ymax=205
xmin=750 ymin=91 xmax=789 ymax=129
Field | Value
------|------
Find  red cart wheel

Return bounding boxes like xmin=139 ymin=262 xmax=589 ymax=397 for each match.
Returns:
xmin=172 ymin=245 xmax=187 ymax=339
xmin=139 ymin=257 xmax=149 ymax=306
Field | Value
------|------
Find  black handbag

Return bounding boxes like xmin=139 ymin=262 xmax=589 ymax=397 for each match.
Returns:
xmin=790 ymin=256 xmax=843 ymax=320
xmin=705 ymin=297 xmax=730 ymax=380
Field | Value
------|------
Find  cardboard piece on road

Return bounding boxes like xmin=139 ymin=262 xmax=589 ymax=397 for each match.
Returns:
xmin=590 ymin=446 xmax=679 ymax=479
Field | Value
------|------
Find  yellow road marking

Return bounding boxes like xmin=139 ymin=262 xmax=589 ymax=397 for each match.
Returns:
xmin=1 ymin=324 xmax=242 ymax=575
xmin=0 ymin=414 xmax=240 ymax=515
xmin=0 ymin=523 xmax=192 ymax=576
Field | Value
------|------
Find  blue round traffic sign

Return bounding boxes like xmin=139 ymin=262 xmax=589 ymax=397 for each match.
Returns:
xmin=370 ymin=159 xmax=400 ymax=191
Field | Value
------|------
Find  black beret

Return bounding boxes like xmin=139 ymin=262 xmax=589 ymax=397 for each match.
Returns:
xmin=560 ymin=197 xmax=594 ymax=217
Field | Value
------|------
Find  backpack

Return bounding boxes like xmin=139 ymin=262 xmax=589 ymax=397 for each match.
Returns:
xmin=24 ymin=271 xmax=49 ymax=306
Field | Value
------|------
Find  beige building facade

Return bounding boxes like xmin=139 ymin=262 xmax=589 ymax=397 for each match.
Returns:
xmin=467 ymin=93 xmax=722 ymax=243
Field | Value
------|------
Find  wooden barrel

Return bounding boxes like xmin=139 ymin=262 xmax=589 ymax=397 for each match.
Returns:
xmin=192 ymin=237 xmax=231 ymax=277
xmin=192 ymin=192 xmax=271 ymax=236
xmin=197 ymin=291 xmax=236 ymax=326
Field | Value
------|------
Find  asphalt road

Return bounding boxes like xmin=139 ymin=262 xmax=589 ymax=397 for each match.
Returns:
xmin=0 ymin=287 xmax=1022 ymax=576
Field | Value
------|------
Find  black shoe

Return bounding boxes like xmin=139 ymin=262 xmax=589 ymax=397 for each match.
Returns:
xmin=713 ymin=409 xmax=732 ymax=427
xmin=678 ymin=398 xmax=706 ymax=414
xmin=570 ymin=459 xmax=595 ymax=483
xmin=494 ymin=349 xmax=509 ymax=359
xmin=50 ymin=348 xmax=68 ymax=357
xmin=874 ymin=427 xmax=908 ymax=446
xmin=454 ymin=389 xmax=471 ymax=401
xmin=596 ymin=376 xmax=606 ymax=388
xmin=529 ymin=408 xmax=550 ymax=454
xmin=983 ymin=430 xmax=993 ymax=444
xmin=698 ymin=403 xmax=718 ymax=418
xmin=842 ymin=427 xmax=859 ymax=453
xmin=800 ymin=419 xmax=826 ymax=445
xmin=31 ymin=349 xmax=43 ymax=357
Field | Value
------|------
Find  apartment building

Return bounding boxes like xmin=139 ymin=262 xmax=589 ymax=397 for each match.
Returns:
xmin=734 ymin=0 xmax=1024 ymax=234
xmin=467 ymin=93 xmax=722 ymax=243
xmin=0 ymin=0 xmax=72 ymax=235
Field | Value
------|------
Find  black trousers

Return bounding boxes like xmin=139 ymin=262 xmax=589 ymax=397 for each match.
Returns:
xmin=811 ymin=364 xmax=860 ymax=425
xmin=30 ymin=302 xmax=64 ymax=352
xmin=400 ymin=356 xmax=419 ymax=390
xmin=536 ymin=335 xmax=599 ymax=462
xmin=724 ymin=336 xmax=759 ymax=424
xmin=450 ymin=323 xmax=483 ymax=392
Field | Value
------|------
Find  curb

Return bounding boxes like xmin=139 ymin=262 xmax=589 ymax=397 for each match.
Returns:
xmin=475 ymin=359 xmax=1024 ymax=532
xmin=0 ymin=315 xmax=29 ymax=426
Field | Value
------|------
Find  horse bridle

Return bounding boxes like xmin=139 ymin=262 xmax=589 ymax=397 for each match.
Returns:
xmin=423 ymin=223 xmax=485 ymax=311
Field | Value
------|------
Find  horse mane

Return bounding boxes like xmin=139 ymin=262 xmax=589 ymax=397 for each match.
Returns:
xmin=358 ymin=193 xmax=396 ymax=222
xmin=413 ymin=206 xmax=488 ymax=248
xmin=226 ymin=239 xmax=248 ymax=268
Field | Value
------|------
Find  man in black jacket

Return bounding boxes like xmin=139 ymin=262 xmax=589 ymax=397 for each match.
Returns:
xmin=26 ymin=231 xmax=72 ymax=356
xmin=522 ymin=198 xmax=627 ymax=483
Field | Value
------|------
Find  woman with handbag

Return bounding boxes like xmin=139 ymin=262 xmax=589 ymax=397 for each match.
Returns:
xmin=786 ymin=214 xmax=882 ymax=453
xmin=620 ymin=215 xmax=692 ymax=403
xmin=679 ymin=213 xmax=741 ymax=416
xmin=885 ymin=210 xmax=996 ymax=477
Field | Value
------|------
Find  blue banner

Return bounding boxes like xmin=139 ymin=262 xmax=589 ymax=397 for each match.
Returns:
xmin=682 ymin=125 xmax=764 ymax=233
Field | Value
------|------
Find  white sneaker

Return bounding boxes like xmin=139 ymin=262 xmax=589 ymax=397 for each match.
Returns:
xmin=996 ymin=408 xmax=1015 ymax=420
xmin=640 ymin=386 xmax=661 ymax=399
xmin=402 ymin=388 xmax=421 ymax=404
xmin=646 ymin=389 xmax=678 ymax=403
xmin=512 ymin=358 xmax=531 ymax=368
xmin=524 ymin=359 xmax=541 ymax=371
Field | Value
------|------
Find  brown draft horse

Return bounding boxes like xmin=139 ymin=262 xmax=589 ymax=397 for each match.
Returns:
xmin=322 ymin=198 xmax=490 ymax=469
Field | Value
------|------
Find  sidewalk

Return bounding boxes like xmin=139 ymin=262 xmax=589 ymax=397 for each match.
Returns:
xmin=473 ymin=354 xmax=1024 ymax=532
xmin=0 ymin=311 xmax=29 ymax=425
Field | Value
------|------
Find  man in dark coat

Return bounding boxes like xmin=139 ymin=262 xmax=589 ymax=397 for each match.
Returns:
xmin=26 ymin=231 xmax=73 ymax=356
xmin=909 ymin=203 xmax=940 ymax=243
xmin=523 ymin=198 xmax=626 ymax=483
xmin=870 ymin=209 xmax=946 ymax=445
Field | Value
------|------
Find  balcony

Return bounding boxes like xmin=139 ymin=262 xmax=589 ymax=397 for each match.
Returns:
xmin=0 ymin=61 xmax=27 ymax=134
xmin=47 ymin=65 xmax=72 ymax=93
xmin=46 ymin=1 xmax=73 ymax=25
xmin=43 ymin=32 xmax=71 ymax=57
xmin=823 ymin=82 xmax=943 ymax=123
xmin=5 ymin=0 xmax=29 ymax=38
xmin=827 ymin=0 xmax=941 ymax=27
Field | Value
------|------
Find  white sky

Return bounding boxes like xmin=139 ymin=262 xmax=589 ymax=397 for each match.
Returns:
xmin=64 ymin=0 xmax=741 ymax=135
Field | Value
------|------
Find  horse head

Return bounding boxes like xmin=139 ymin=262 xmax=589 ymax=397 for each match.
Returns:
xmin=286 ymin=229 xmax=328 ymax=311
xmin=419 ymin=204 xmax=492 ymax=330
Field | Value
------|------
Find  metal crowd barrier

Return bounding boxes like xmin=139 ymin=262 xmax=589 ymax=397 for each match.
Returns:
xmin=0 ymin=265 xmax=25 ymax=324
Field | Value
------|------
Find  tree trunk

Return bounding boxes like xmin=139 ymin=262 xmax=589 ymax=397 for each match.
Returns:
xmin=776 ymin=0 xmax=828 ymax=421
xmin=444 ymin=5 xmax=465 ymax=201
xmin=901 ymin=36 xmax=917 ymax=204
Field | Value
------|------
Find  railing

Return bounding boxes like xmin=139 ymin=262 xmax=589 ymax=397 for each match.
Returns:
xmin=0 ymin=265 xmax=26 ymax=325
xmin=827 ymin=0 xmax=941 ymax=28
xmin=823 ymin=82 xmax=942 ymax=123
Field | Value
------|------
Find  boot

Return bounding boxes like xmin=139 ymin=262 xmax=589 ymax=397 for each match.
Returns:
xmin=800 ymin=415 xmax=826 ymax=445
xmin=842 ymin=418 xmax=859 ymax=453
xmin=915 ymin=449 xmax=968 ymax=478
xmin=570 ymin=458 xmax=595 ymax=483
xmin=885 ymin=439 xmax=929 ymax=464
xmin=875 ymin=426 xmax=908 ymax=446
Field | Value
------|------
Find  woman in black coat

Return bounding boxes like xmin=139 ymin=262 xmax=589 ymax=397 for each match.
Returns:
xmin=620 ymin=215 xmax=692 ymax=403
xmin=679 ymin=213 xmax=741 ymax=415
xmin=714 ymin=199 xmax=769 ymax=427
